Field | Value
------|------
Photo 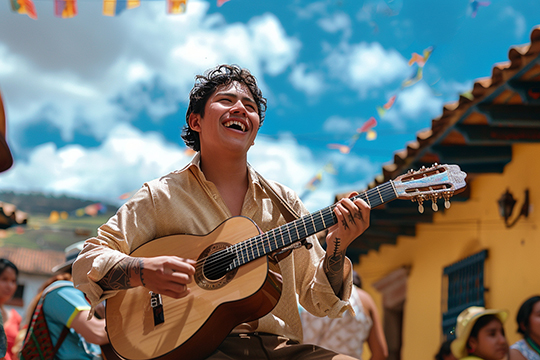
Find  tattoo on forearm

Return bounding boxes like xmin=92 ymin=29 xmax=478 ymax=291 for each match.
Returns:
xmin=98 ymin=258 xmax=142 ymax=291
xmin=324 ymin=238 xmax=345 ymax=297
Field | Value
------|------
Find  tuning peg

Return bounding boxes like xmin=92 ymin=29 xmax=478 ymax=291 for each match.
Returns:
xmin=443 ymin=192 xmax=453 ymax=209
xmin=444 ymin=199 xmax=451 ymax=209
xmin=416 ymin=197 xmax=425 ymax=214
xmin=432 ymin=201 xmax=438 ymax=212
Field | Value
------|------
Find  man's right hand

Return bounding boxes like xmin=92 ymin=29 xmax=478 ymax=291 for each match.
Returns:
xmin=137 ymin=256 xmax=196 ymax=299
xmin=98 ymin=256 xmax=196 ymax=299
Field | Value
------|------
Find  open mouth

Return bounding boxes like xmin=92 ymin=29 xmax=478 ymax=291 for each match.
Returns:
xmin=223 ymin=120 xmax=247 ymax=132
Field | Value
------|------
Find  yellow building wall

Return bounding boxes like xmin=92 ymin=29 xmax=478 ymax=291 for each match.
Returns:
xmin=356 ymin=143 xmax=540 ymax=360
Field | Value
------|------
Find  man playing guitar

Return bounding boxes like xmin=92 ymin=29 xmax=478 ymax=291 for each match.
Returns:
xmin=72 ymin=64 xmax=371 ymax=360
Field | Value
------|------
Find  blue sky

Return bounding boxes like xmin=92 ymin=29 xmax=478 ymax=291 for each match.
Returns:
xmin=0 ymin=0 xmax=538 ymax=212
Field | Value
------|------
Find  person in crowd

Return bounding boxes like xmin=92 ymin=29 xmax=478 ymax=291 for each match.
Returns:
xmin=0 ymin=88 xmax=15 ymax=360
xmin=436 ymin=339 xmax=457 ymax=360
xmin=301 ymin=271 xmax=388 ymax=359
xmin=451 ymin=306 xmax=509 ymax=360
xmin=19 ymin=242 xmax=108 ymax=359
xmin=0 ymin=259 xmax=20 ymax=360
xmin=509 ymin=295 xmax=540 ymax=360
xmin=73 ymin=64 xmax=371 ymax=359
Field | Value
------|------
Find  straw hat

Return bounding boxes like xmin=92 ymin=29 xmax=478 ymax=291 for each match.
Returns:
xmin=0 ymin=89 xmax=13 ymax=173
xmin=450 ymin=306 xmax=508 ymax=358
xmin=52 ymin=241 xmax=86 ymax=273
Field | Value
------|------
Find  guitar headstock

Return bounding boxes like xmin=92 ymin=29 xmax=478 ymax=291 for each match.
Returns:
xmin=393 ymin=164 xmax=467 ymax=213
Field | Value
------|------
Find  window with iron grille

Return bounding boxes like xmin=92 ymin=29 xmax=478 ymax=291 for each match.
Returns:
xmin=441 ymin=250 xmax=488 ymax=340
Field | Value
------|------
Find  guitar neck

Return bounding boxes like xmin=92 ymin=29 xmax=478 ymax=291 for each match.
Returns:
xmin=227 ymin=180 xmax=397 ymax=270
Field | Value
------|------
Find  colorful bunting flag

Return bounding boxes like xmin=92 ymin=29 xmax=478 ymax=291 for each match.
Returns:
xmin=366 ymin=129 xmax=377 ymax=141
xmin=328 ymin=143 xmax=353 ymax=154
xmin=327 ymin=117 xmax=378 ymax=154
xmin=470 ymin=0 xmax=490 ymax=18
xmin=119 ymin=190 xmax=136 ymax=200
xmin=376 ymin=95 xmax=397 ymax=118
xmin=299 ymin=162 xmax=335 ymax=199
xmin=408 ymin=46 xmax=433 ymax=67
xmin=167 ymin=0 xmax=186 ymax=14
xmin=55 ymin=0 xmax=77 ymax=18
xmin=358 ymin=117 xmax=377 ymax=134
xmin=103 ymin=0 xmax=140 ymax=16
xmin=217 ymin=0 xmax=230 ymax=7
xmin=10 ymin=0 xmax=38 ymax=19
xmin=402 ymin=66 xmax=423 ymax=88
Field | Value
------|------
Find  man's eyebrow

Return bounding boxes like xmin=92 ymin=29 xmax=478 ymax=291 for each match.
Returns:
xmin=216 ymin=91 xmax=256 ymax=104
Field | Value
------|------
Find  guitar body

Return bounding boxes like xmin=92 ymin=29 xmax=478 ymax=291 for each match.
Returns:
xmin=106 ymin=217 xmax=283 ymax=360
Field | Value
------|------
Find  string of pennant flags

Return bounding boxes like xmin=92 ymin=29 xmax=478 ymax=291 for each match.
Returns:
xmin=9 ymin=0 xmax=231 ymax=19
xmin=300 ymin=45 xmax=436 ymax=198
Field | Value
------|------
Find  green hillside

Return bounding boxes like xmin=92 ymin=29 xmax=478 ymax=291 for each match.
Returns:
xmin=0 ymin=191 xmax=118 ymax=252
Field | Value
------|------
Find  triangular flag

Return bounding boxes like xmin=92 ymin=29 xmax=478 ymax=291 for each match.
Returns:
xmin=366 ymin=129 xmax=377 ymax=141
xmin=103 ymin=0 xmax=140 ymax=16
xmin=327 ymin=143 xmax=351 ymax=154
xmin=167 ymin=0 xmax=186 ymax=14
xmin=217 ymin=0 xmax=230 ymax=6
xmin=402 ymin=66 xmax=423 ymax=88
xmin=10 ymin=0 xmax=37 ymax=19
xmin=358 ymin=117 xmax=377 ymax=133
xmin=54 ymin=0 xmax=77 ymax=17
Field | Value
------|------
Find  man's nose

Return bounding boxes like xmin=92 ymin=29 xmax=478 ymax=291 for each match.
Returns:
xmin=230 ymin=100 xmax=247 ymax=115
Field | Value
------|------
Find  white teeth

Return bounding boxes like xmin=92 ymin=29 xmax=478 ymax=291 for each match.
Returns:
xmin=224 ymin=120 xmax=246 ymax=132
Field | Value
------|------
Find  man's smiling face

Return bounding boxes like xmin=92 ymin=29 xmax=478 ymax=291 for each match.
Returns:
xmin=189 ymin=81 xmax=260 ymax=156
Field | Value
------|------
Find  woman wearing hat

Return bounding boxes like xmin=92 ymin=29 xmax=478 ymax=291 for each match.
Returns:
xmin=451 ymin=306 xmax=509 ymax=360
xmin=509 ymin=296 xmax=540 ymax=359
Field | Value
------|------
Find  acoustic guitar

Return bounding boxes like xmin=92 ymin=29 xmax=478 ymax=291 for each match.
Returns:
xmin=105 ymin=164 xmax=467 ymax=360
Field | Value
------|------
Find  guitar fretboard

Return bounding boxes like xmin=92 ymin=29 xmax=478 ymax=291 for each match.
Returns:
xmin=226 ymin=180 xmax=397 ymax=271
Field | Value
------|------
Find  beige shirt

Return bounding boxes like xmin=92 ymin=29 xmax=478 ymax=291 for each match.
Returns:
xmin=72 ymin=153 xmax=352 ymax=343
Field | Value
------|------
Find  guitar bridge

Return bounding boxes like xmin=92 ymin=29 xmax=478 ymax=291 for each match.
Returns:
xmin=150 ymin=291 xmax=164 ymax=326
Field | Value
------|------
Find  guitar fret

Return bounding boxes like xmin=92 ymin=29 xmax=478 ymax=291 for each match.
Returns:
xmin=319 ymin=210 xmax=326 ymax=229
xmin=376 ymin=186 xmax=383 ymax=203
xmin=363 ymin=191 xmax=371 ymax=207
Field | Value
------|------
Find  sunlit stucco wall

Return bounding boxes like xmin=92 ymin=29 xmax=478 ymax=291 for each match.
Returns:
xmin=355 ymin=143 xmax=540 ymax=360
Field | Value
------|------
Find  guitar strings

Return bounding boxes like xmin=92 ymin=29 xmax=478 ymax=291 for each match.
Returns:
xmin=196 ymin=183 xmax=400 ymax=280
xmin=196 ymin=184 xmax=399 ymax=278
xmin=201 ymin=172 xmax=454 ymax=277
xmin=197 ymin=184 xmax=399 ymax=279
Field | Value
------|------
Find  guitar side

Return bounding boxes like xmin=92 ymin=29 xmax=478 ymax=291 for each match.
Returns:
xmin=105 ymin=217 xmax=282 ymax=360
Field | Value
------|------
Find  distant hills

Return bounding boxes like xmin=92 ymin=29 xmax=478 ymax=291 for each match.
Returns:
xmin=0 ymin=191 xmax=119 ymax=252
xmin=0 ymin=190 xmax=119 ymax=215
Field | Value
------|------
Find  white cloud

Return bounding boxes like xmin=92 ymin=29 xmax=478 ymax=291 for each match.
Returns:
xmin=325 ymin=42 xmax=409 ymax=98
xmin=382 ymin=83 xmax=444 ymax=129
xmin=0 ymin=1 xmax=300 ymax=144
xmin=289 ymin=64 xmax=325 ymax=97
xmin=0 ymin=124 xmax=192 ymax=203
xmin=317 ymin=12 xmax=352 ymax=37
xmin=498 ymin=6 xmax=527 ymax=39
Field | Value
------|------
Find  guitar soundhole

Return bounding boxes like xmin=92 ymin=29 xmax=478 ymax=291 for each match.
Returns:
xmin=195 ymin=242 xmax=238 ymax=290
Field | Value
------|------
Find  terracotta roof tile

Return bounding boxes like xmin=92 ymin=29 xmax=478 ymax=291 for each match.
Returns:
xmin=0 ymin=247 xmax=64 ymax=275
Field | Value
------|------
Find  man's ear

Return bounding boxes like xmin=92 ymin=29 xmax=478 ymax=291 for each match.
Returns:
xmin=189 ymin=113 xmax=202 ymax=132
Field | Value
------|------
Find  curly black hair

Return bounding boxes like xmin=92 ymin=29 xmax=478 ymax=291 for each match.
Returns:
xmin=181 ymin=64 xmax=267 ymax=152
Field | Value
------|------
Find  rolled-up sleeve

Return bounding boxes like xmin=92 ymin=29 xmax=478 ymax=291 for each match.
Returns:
xmin=72 ymin=184 xmax=158 ymax=308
